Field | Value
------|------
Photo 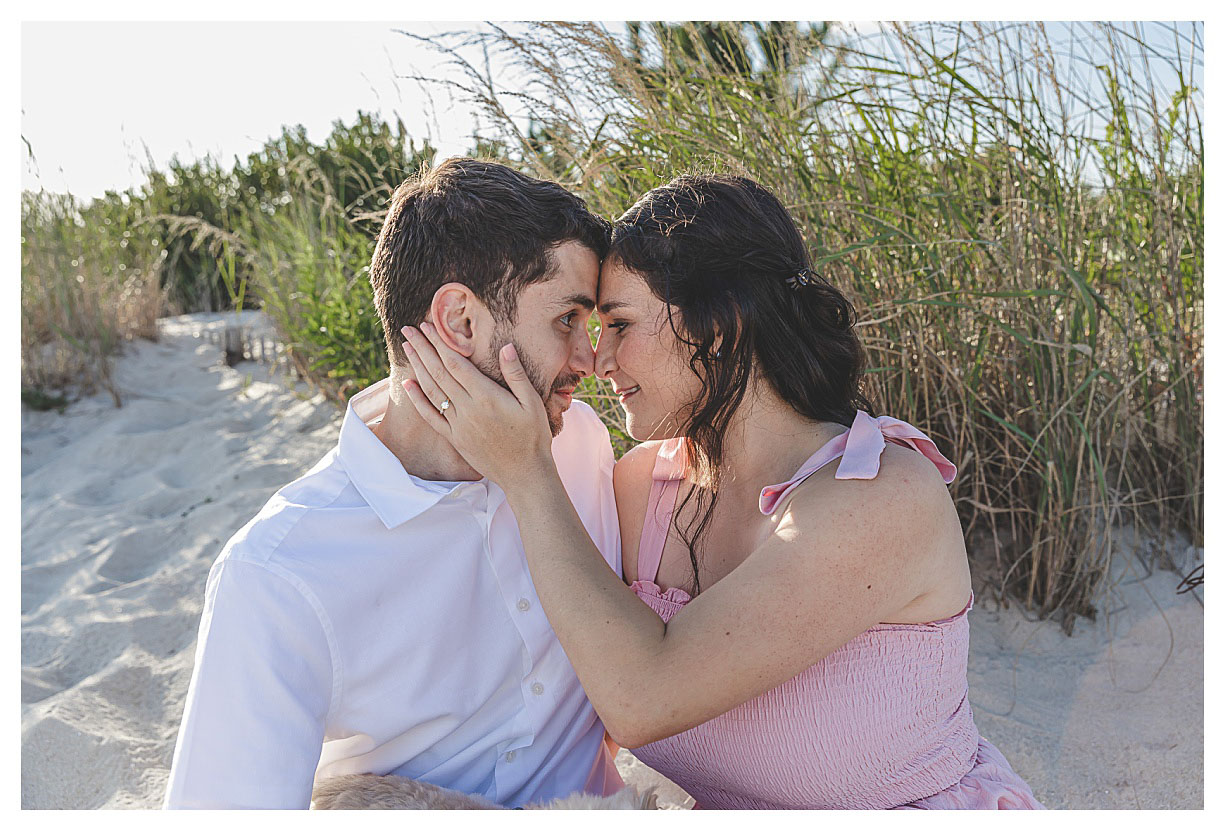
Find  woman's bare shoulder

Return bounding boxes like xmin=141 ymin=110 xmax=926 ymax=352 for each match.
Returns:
xmin=613 ymin=440 xmax=667 ymax=487
xmin=770 ymin=442 xmax=956 ymax=572
xmin=788 ymin=440 xmax=951 ymax=511
xmin=878 ymin=441 xmax=955 ymax=495
xmin=772 ymin=441 xmax=966 ymax=620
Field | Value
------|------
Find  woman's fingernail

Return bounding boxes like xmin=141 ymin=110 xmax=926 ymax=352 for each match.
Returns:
xmin=401 ymin=325 xmax=412 ymax=337
xmin=421 ymin=322 xmax=434 ymax=335
xmin=503 ymin=343 xmax=517 ymax=361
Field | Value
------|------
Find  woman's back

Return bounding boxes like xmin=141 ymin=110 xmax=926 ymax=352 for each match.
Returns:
xmin=619 ymin=412 xmax=1042 ymax=809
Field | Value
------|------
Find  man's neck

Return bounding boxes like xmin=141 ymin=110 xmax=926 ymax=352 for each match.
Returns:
xmin=371 ymin=371 xmax=484 ymax=483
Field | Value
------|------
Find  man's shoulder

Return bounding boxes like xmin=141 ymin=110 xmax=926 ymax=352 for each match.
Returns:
xmin=560 ymin=397 xmax=604 ymax=431
xmin=213 ymin=447 xmax=352 ymax=573
xmin=556 ymin=399 xmax=613 ymax=457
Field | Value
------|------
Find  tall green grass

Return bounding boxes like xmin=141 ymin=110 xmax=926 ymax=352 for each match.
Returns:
xmin=415 ymin=21 xmax=1202 ymax=628
xmin=20 ymin=22 xmax=1201 ymax=627
xmin=160 ymin=123 xmax=436 ymax=407
xmin=177 ymin=153 xmax=394 ymax=406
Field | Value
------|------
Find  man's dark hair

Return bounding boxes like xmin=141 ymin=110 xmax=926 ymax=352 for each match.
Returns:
xmin=370 ymin=157 xmax=610 ymax=367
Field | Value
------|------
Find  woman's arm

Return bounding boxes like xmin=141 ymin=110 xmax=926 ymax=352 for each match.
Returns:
xmin=503 ymin=454 xmax=943 ymax=747
xmin=400 ymin=323 xmax=944 ymax=748
xmin=503 ymin=461 xmax=672 ymax=744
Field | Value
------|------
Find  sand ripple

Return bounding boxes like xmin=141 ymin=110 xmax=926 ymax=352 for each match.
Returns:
xmin=21 ymin=313 xmax=342 ymax=808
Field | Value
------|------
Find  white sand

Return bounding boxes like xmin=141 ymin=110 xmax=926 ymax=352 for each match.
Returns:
xmin=20 ymin=312 xmax=1203 ymax=809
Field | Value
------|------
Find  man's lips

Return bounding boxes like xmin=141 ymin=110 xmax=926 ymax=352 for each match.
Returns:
xmin=552 ymin=388 xmax=575 ymax=405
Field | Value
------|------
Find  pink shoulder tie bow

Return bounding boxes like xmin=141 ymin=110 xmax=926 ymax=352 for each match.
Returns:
xmin=759 ymin=410 xmax=957 ymax=516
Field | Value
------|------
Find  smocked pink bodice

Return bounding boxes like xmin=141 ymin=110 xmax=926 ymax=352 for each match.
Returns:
xmin=627 ymin=411 xmax=1043 ymax=809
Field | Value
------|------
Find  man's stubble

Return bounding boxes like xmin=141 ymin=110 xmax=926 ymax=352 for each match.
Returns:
xmin=478 ymin=320 xmax=577 ymax=437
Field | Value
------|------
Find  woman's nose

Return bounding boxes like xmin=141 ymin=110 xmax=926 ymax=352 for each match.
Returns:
xmin=594 ymin=330 xmax=617 ymax=379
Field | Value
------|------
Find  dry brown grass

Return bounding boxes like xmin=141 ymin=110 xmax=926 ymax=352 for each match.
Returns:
xmin=21 ymin=191 xmax=171 ymax=407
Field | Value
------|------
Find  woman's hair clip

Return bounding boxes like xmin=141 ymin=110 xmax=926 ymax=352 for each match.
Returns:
xmin=785 ymin=268 xmax=817 ymax=289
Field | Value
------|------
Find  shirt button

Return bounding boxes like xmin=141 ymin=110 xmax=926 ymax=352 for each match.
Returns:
xmin=505 ymin=751 xmax=516 ymax=762
xmin=531 ymin=681 xmax=545 ymax=696
xmin=517 ymin=598 xmax=531 ymax=612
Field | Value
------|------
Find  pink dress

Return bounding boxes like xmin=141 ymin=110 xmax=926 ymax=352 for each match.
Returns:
xmin=627 ymin=410 xmax=1044 ymax=809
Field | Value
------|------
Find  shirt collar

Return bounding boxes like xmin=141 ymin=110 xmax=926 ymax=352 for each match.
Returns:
xmin=338 ymin=377 xmax=486 ymax=529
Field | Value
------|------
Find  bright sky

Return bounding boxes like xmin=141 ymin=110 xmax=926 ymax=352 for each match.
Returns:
xmin=20 ymin=19 xmax=1204 ymax=201
xmin=20 ymin=21 xmax=507 ymax=200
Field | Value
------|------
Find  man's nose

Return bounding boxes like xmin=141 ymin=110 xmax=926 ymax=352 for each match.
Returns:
xmin=570 ymin=331 xmax=596 ymax=378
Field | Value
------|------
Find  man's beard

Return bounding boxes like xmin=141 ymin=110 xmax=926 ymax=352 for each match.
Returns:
xmin=477 ymin=321 xmax=579 ymax=438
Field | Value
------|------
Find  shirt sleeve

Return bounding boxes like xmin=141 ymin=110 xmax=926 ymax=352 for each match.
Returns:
xmin=584 ymin=403 xmax=622 ymax=580
xmin=163 ymin=556 xmax=336 ymax=809
xmin=596 ymin=419 xmax=622 ymax=580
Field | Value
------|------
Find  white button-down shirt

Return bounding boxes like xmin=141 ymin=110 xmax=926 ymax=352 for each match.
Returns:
xmin=164 ymin=378 xmax=623 ymax=809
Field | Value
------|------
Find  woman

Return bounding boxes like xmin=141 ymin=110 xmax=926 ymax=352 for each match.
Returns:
xmin=399 ymin=174 xmax=1042 ymax=809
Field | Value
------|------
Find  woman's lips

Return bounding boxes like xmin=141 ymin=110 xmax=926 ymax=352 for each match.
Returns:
xmin=617 ymin=385 xmax=640 ymax=402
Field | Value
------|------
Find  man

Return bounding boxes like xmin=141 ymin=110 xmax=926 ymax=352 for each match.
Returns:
xmin=164 ymin=158 xmax=623 ymax=809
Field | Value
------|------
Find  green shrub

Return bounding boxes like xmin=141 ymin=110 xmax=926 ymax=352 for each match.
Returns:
xmin=229 ymin=155 xmax=388 ymax=404
xmin=163 ymin=119 xmax=437 ymax=404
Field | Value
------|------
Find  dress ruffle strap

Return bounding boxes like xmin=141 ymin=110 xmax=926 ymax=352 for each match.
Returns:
xmin=759 ymin=411 xmax=957 ymax=516
xmin=650 ymin=436 xmax=689 ymax=481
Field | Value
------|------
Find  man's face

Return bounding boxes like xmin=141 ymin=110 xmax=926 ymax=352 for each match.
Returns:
xmin=475 ymin=240 xmax=600 ymax=437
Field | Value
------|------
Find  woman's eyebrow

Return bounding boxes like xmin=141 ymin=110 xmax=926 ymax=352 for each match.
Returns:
xmin=598 ymin=299 xmax=630 ymax=314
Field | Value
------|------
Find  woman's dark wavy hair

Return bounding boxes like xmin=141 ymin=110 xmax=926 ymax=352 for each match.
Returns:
xmin=609 ymin=173 xmax=875 ymax=596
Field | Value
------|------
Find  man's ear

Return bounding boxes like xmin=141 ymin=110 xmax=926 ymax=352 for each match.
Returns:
xmin=427 ymin=283 xmax=486 ymax=358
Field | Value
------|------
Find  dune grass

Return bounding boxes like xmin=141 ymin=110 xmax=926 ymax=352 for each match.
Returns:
xmin=20 ymin=22 xmax=1201 ymax=628
xmin=411 ymin=21 xmax=1202 ymax=628
xmin=21 ymin=190 xmax=170 ymax=407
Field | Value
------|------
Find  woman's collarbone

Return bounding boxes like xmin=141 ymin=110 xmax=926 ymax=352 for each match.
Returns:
xmin=655 ymin=511 xmax=771 ymax=594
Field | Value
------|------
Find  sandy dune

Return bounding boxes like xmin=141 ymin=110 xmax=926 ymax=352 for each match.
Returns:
xmin=21 ymin=312 xmax=1202 ymax=809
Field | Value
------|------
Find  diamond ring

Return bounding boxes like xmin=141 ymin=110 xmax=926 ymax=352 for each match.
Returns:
xmin=439 ymin=399 xmax=451 ymax=413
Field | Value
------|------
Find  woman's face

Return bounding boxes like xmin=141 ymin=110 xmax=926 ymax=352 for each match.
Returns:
xmin=594 ymin=259 xmax=704 ymax=442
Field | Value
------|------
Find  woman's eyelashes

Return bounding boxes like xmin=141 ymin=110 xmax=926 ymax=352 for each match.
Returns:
xmin=597 ymin=320 xmax=629 ymax=335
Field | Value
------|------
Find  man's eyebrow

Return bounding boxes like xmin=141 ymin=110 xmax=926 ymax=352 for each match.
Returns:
xmin=598 ymin=299 xmax=630 ymax=315
xmin=553 ymin=293 xmax=596 ymax=310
